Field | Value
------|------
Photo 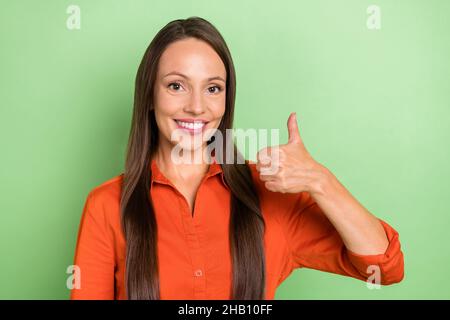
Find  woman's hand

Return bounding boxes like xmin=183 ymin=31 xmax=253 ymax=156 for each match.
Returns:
xmin=256 ymin=112 xmax=330 ymax=196
xmin=256 ymin=113 xmax=390 ymax=255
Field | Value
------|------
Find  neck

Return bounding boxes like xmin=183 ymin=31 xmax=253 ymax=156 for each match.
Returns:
xmin=152 ymin=137 xmax=213 ymax=180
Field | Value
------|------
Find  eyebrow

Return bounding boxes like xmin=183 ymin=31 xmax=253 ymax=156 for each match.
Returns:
xmin=163 ymin=71 xmax=226 ymax=83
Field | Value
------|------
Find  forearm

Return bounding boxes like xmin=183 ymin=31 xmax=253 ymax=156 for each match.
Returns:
xmin=308 ymin=165 xmax=389 ymax=255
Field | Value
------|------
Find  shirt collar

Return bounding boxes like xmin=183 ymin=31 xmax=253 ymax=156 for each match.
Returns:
xmin=150 ymin=156 xmax=228 ymax=190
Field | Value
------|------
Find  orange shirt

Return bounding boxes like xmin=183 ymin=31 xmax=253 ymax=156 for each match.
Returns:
xmin=70 ymin=158 xmax=404 ymax=300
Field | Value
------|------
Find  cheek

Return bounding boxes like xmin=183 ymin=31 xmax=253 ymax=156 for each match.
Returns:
xmin=209 ymin=95 xmax=226 ymax=118
xmin=153 ymin=95 xmax=177 ymax=135
xmin=154 ymin=90 xmax=185 ymax=116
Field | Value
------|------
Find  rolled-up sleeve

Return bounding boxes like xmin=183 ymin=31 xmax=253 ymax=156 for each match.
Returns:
xmin=70 ymin=191 xmax=115 ymax=299
xmin=281 ymin=191 xmax=404 ymax=285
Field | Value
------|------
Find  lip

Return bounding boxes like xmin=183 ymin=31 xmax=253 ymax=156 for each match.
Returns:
xmin=174 ymin=118 xmax=209 ymax=123
xmin=173 ymin=118 xmax=210 ymax=134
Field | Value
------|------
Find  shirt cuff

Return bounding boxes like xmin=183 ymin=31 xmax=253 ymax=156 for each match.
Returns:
xmin=346 ymin=218 xmax=405 ymax=285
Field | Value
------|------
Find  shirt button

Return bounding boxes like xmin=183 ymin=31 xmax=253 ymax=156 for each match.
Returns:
xmin=194 ymin=269 xmax=203 ymax=277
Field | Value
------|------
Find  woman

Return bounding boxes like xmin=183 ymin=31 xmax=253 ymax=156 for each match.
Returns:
xmin=70 ymin=17 xmax=404 ymax=300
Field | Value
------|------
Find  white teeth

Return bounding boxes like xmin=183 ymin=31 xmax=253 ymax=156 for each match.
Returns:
xmin=176 ymin=120 xmax=206 ymax=130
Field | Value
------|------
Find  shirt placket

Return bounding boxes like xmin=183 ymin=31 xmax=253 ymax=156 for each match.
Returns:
xmin=176 ymin=183 xmax=207 ymax=299
xmin=151 ymin=159 xmax=223 ymax=299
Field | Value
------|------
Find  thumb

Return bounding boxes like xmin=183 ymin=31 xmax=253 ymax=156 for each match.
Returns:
xmin=287 ymin=112 xmax=301 ymax=144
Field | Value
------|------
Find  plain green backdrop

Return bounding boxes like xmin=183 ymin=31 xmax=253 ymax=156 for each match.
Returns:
xmin=1 ymin=0 xmax=449 ymax=299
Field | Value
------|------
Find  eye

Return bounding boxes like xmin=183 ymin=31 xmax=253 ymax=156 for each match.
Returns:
xmin=168 ymin=82 xmax=183 ymax=91
xmin=208 ymin=85 xmax=222 ymax=94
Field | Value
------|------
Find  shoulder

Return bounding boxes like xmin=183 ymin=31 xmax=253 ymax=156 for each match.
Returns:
xmin=84 ymin=173 xmax=124 ymax=221
xmin=88 ymin=173 xmax=123 ymax=200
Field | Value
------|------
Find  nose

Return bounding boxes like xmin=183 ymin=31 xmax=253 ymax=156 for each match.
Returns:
xmin=183 ymin=89 xmax=206 ymax=115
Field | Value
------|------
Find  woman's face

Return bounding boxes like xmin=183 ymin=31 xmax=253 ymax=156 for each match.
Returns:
xmin=153 ymin=37 xmax=227 ymax=153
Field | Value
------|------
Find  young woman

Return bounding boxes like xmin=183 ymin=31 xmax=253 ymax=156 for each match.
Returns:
xmin=70 ymin=17 xmax=404 ymax=300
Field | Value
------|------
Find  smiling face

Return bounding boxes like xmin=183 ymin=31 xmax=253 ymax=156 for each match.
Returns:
xmin=153 ymin=37 xmax=227 ymax=154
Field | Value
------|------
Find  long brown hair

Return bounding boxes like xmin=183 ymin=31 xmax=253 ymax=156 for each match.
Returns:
xmin=120 ymin=16 xmax=266 ymax=300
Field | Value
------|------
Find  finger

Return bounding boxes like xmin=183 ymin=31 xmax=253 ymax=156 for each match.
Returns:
xmin=259 ymin=166 xmax=276 ymax=176
xmin=264 ymin=181 xmax=278 ymax=192
xmin=257 ymin=148 xmax=272 ymax=168
xmin=287 ymin=112 xmax=303 ymax=145
xmin=259 ymin=172 xmax=275 ymax=181
xmin=255 ymin=161 xmax=269 ymax=172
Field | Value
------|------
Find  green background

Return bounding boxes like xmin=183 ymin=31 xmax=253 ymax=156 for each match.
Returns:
xmin=1 ymin=0 xmax=449 ymax=299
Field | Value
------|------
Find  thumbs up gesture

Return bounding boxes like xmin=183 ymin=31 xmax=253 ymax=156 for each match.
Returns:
xmin=256 ymin=112 xmax=328 ymax=195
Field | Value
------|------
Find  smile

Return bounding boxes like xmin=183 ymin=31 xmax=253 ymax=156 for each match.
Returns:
xmin=174 ymin=119 xmax=209 ymax=132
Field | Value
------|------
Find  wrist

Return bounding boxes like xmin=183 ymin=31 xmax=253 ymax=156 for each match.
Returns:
xmin=308 ymin=163 xmax=334 ymax=198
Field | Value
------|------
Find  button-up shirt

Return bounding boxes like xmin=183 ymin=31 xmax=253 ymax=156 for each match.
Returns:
xmin=70 ymin=158 xmax=404 ymax=299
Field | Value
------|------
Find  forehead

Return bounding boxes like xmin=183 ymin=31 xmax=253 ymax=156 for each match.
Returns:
xmin=157 ymin=38 xmax=226 ymax=79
